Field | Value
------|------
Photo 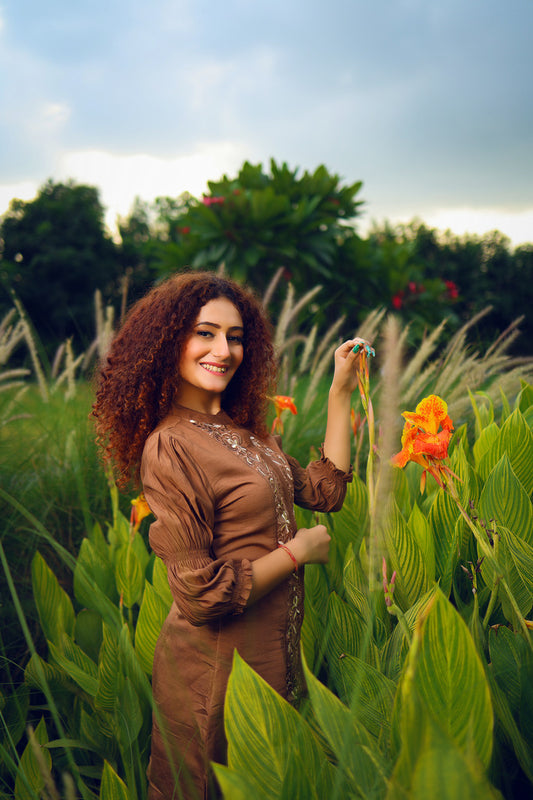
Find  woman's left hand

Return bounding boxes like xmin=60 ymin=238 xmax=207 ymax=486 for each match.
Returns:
xmin=330 ymin=337 xmax=374 ymax=396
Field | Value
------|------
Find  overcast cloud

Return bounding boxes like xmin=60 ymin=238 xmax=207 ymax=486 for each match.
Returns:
xmin=1 ymin=0 xmax=532 ymax=244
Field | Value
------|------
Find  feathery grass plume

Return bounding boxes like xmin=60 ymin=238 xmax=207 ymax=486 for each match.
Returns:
xmin=13 ymin=298 xmax=49 ymax=402
xmin=369 ymin=315 xmax=404 ymax=594
xmin=52 ymin=339 xmax=84 ymax=400
xmin=400 ymin=317 xmax=447 ymax=397
xmin=261 ymin=266 xmax=285 ymax=310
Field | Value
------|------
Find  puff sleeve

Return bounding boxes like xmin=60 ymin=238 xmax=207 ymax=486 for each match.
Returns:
xmin=141 ymin=430 xmax=253 ymax=626
xmin=281 ymin=444 xmax=352 ymax=512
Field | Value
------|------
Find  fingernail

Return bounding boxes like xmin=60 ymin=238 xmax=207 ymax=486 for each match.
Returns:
xmin=366 ymin=345 xmax=375 ymax=357
xmin=352 ymin=344 xmax=360 ymax=354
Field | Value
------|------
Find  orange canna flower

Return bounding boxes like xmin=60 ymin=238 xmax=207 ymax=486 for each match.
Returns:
xmin=270 ymin=395 xmax=297 ymax=434
xmin=392 ymin=394 xmax=456 ymax=492
xmin=130 ymin=493 xmax=152 ymax=531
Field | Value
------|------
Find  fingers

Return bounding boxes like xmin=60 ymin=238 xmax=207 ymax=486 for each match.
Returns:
xmin=336 ymin=338 xmax=375 ymax=359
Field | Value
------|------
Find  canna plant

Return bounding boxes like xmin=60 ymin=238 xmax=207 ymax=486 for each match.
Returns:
xmin=217 ymin=358 xmax=533 ymax=797
xmin=1 ymin=481 xmax=171 ymax=799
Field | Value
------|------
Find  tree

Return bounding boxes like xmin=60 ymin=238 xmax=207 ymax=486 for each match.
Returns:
xmin=0 ymin=180 xmax=121 ymax=357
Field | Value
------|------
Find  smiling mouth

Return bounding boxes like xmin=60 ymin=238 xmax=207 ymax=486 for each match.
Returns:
xmin=201 ymin=364 xmax=228 ymax=374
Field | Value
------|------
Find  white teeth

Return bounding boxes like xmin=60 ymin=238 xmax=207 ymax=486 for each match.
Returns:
xmin=201 ymin=364 xmax=227 ymax=374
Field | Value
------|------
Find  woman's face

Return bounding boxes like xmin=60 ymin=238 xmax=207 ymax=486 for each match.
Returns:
xmin=175 ymin=297 xmax=244 ymax=413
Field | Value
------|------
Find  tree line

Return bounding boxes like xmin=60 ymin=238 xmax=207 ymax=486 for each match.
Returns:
xmin=1 ymin=160 xmax=532 ymax=359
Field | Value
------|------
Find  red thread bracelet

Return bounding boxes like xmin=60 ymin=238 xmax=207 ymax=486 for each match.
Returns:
xmin=278 ymin=542 xmax=299 ymax=572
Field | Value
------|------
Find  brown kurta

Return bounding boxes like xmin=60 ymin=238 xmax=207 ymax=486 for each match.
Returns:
xmin=141 ymin=405 xmax=351 ymax=800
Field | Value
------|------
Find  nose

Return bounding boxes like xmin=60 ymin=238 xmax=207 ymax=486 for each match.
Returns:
xmin=213 ymin=333 xmax=231 ymax=359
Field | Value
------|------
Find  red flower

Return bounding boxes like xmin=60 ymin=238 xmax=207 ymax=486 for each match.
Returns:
xmin=179 ymin=226 xmax=191 ymax=234
xmin=408 ymin=281 xmax=417 ymax=293
xmin=444 ymin=280 xmax=459 ymax=300
xmin=392 ymin=293 xmax=403 ymax=309
xmin=202 ymin=196 xmax=225 ymax=206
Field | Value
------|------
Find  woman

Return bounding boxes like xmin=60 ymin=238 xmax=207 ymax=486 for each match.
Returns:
xmin=93 ymin=271 xmax=371 ymax=800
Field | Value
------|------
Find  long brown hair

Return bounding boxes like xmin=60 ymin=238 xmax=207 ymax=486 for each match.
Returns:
xmin=92 ymin=272 xmax=277 ymax=488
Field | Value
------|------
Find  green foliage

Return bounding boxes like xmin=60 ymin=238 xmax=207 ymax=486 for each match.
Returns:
xmin=1 ymin=484 xmax=168 ymax=798
xmin=217 ymin=382 xmax=533 ymax=799
xmin=0 ymin=180 xmax=120 ymax=356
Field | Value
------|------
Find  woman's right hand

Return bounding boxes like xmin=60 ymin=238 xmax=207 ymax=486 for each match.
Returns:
xmin=289 ymin=525 xmax=331 ymax=565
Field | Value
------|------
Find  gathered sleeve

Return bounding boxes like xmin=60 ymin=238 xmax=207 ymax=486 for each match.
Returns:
xmin=141 ymin=431 xmax=253 ymax=626
xmin=281 ymin=443 xmax=352 ymax=512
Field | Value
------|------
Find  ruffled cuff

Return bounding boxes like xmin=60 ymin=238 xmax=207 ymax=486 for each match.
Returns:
xmin=317 ymin=444 xmax=353 ymax=484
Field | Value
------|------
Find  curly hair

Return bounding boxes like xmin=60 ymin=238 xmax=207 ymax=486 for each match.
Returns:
xmin=92 ymin=271 xmax=277 ymax=489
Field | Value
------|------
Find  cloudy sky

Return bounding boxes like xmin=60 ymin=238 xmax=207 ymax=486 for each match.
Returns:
xmin=1 ymin=0 xmax=532 ymax=245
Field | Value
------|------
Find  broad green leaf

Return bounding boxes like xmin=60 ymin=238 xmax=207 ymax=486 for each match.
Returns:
xmin=212 ymin=764 xmax=269 ymax=800
xmin=73 ymin=541 xmax=122 ymax=631
xmin=516 ymin=380 xmax=533 ymax=414
xmin=134 ymin=581 xmax=169 ymax=674
xmin=224 ymin=652 xmax=333 ymax=798
xmin=428 ymin=490 xmax=460 ymax=596
xmin=472 ymin=422 xmax=500 ymax=468
xmin=485 ymin=663 xmax=533 ymax=783
xmin=408 ymin=503 xmax=435 ymax=585
xmin=75 ymin=608 xmax=103 ymax=663
xmin=14 ymin=718 xmax=51 ymax=800
xmin=479 ymin=455 xmax=533 ymax=546
xmin=106 ymin=511 xmax=131 ymax=551
xmin=407 ymin=588 xmax=494 ymax=767
xmin=479 ymin=409 xmax=533 ymax=495
xmin=114 ymin=543 xmax=143 ymax=608
xmin=151 ymin=556 xmax=173 ymax=608
xmin=497 ymin=527 xmax=533 ymax=620
xmin=408 ymin=726 xmax=503 ymax=800
xmin=489 ymin=626 xmax=533 ymax=716
xmin=392 ymin=465 xmax=412 ymax=520
xmin=302 ymin=656 xmax=389 ymax=798
xmin=332 ymin=472 xmax=369 ymax=556
xmin=80 ymin=706 xmax=115 ymax=754
xmin=113 ymin=677 xmax=143 ymax=753
xmin=335 ymin=654 xmax=396 ymax=742
xmin=49 ymin=635 xmax=98 ymax=697
xmin=24 ymin=652 xmax=74 ymax=694
xmin=31 ymin=552 xmax=75 ymax=648
xmin=75 ymin=538 xmax=117 ymax=604
xmin=95 ymin=625 xmax=120 ymax=712
xmin=384 ymin=502 xmax=428 ymax=608
xmin=99 ymin=760 xmax=129 ymax=800
xmin=381 ymin=586 xmax=438 ymax=683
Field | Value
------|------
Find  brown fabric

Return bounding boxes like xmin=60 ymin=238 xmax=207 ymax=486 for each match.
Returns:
xmin=141 ymin=405 xmax=351 ymax=800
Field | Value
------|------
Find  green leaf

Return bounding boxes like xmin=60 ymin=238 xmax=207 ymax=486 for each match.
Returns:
xmin=134 ymin=581 xmax=169 ymax=674
xmin=479 ymin=409 xmax=533 ymax=495
xmin=405 ymin=588 xmax=494 ymax=767
xmin=151 ymin=555 xmax=173 ymax=607
xmin=497 ymin=527 xmax=533 ymax=620
xmin=473 ymin=422 xmax=500 ymax=468
xmin=409 ymin=503 xmax=435 ymax=586
xmin=335 ymin=655 xmax=396 ymax=743
xmin=384 ymin=501 xmax=429 ymax=608
xmin=95 ymin=625 xmax=120 ymax=712
xmin=301 ymin=656 xmax=389 ymax=798
xmin=224 ymin=652 xmax=334 ymax=798
xmin=31 ymin=551 xmax=75 ymax=648
xmin=114 ymin=543 xmax=144 ymax=608
xmin=48 ymin=635 xmax=99 ymax=697
xmin=75 ymin=608 xmax=103 ymax=663
xmin=113 ymin=677 xmax=143 ymax=752
xmin=489 ymin=626 xmax=533 ymax=716
xmin=75 ymin=538 xmax=116 ymax=603
xmin=212 ymin=764 xmax=268 ymax=800
xmin=428 ymin=490 xmax=461 ymax=596
xmin=14 ymin=718 xmax=51 ymax=800
xmin=99 ymin=760 xmax=129 ymax=800
xmin=479 ymin=455 xmax=533 ymax=546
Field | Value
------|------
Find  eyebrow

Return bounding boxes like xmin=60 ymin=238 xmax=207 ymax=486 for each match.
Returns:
xmin=194 ymin=321 xmax=244 ymax=332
